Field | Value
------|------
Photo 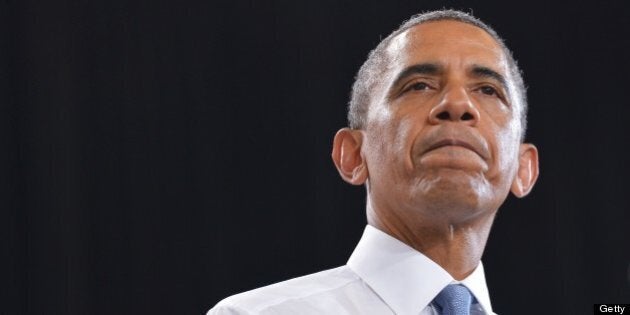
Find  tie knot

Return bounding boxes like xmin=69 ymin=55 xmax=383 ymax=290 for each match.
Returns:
xmin=433 ymin=284 xmax=473 ymax=315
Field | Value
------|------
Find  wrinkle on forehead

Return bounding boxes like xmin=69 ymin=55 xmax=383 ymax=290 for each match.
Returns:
xmin=400 ymin=22 xmax=508 ymax=73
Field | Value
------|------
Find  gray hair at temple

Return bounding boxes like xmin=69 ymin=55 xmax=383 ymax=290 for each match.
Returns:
xmin=348 ymin=10 xmax=529 ymax=140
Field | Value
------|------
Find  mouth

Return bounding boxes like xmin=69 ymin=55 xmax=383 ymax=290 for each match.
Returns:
xmin=425 ymin=139 xmax=483 ymax=158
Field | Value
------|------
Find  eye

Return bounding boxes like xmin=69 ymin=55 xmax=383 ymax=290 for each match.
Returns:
xmin=476 ymin=85 xmax=509 ymax=106
xmin=405 ymin=81 xmax=431 ymax=93
xmin=479 ymin=85 xmax=498 ymax=96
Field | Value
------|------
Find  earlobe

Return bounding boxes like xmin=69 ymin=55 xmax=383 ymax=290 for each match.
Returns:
xmin=511 ymin=143 xmax=540 ymax=198
xmin=331 ymin=128 xmax=368 ymax=185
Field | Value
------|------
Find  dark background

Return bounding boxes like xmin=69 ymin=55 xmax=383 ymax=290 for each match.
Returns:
xmin=2 ymin=0 xmax=629 ymax=314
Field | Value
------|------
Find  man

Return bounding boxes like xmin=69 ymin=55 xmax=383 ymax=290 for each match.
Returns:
xmin=209 ymin=9 xmax=539 ymax=315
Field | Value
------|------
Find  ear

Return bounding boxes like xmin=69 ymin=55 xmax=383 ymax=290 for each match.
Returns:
xmin=510 ymin=143 xmax=540 ymax=198
xmin=331 ymin=128 xmax=368 ymax=185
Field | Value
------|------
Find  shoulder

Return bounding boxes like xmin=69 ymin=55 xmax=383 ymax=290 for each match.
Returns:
xmin=207 ymin=266 xmax=363 ymax=315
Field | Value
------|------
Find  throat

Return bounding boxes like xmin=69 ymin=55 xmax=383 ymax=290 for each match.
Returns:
xmin=366 ymin=197 xmax=497 ymax=280
xmin=370 ymin=214 xmax=493 ymax=280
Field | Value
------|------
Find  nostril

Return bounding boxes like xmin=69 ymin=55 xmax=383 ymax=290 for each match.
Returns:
xmin=436 ymin=112 xmax=450 ymax=120
xmin=461 ymin=112 xmax=474 ymax=121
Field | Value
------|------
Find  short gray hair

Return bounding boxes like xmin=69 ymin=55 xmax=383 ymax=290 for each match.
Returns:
xmin=348 ymin=10 xmax=528 ymax=139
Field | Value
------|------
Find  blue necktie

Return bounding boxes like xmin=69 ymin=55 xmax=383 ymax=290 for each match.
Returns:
xmin=433 ymin=284 xmax=473 ymax=315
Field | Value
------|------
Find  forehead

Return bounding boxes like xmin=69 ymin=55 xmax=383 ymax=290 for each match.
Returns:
xmin=385 ymin=20 xmax=509 ymax=75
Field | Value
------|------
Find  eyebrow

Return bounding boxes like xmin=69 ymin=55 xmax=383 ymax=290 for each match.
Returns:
xmin=390 ymin=63 xmax=443 ymax=90
xmin=470 ymin=65 xmax=509 ymax=92
xmin=389 ymin=63 xmax=511 ymax=96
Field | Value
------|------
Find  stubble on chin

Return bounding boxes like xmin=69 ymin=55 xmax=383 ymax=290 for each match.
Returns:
xmin=408 ymin=169 xmax=494 ymax=224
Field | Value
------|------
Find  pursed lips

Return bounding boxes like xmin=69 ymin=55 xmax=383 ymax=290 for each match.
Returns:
xmin=424 ymin=139 xmax=485 ymax=159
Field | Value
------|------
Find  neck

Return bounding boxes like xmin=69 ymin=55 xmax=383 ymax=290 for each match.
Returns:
xmin=366 ymin=200 xmax=496 ymax=280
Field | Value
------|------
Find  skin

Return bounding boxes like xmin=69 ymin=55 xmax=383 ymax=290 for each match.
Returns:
xmin=332 ymin=20 xmax=539 ymax=280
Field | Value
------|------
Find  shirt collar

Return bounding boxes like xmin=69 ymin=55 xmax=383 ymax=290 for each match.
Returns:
xmin=458 ymin=261 xmax=493 ymax=314
xmin=347 ymin=225 xmax=493 ymax=315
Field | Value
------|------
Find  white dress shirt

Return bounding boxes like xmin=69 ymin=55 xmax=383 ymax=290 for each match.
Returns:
xmin=209 ymin=225 xmax=496 ymax=315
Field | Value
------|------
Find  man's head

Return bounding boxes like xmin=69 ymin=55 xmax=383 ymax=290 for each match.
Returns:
xmin=332 ymin=10 xmax=539 ymax=230
xmin=348 ymin=10 xmax=528 ymax=139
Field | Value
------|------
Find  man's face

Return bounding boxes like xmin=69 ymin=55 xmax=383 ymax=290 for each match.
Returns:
xmin=362 ymin=20 xmax=526 ymax=225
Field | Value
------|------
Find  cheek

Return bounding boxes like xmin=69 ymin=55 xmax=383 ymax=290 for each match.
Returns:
xmin=365 ymin=111 xmax=418 ymax=172
xmin=393 ymin=115 xmax=418 ymax=153
xmin=492 ymin=119 xmax=521 ymax=179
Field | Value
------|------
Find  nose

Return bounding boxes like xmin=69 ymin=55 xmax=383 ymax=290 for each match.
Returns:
xmin=428 ymin=86 xmax=480 ymax=126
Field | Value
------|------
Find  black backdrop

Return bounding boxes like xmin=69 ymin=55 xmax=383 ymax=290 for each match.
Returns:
xmin=3 ymin=1 xmax=630 ymax=314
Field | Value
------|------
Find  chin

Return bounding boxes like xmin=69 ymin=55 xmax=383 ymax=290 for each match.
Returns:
xmin=412 ymin=170 xmax=493 ymax=221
